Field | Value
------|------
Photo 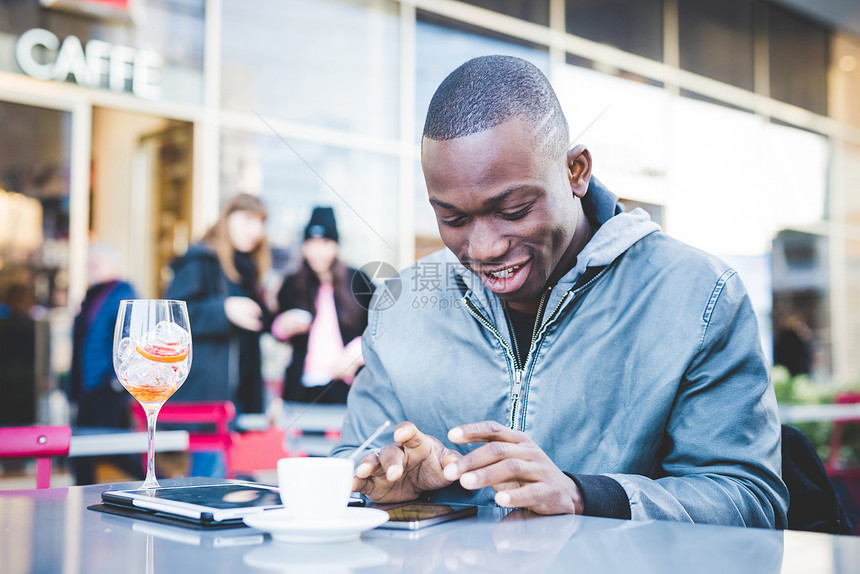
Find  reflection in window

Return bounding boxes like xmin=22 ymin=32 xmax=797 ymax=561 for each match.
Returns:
xmin=566 ymin=0 xmax=663 ymax=62
xmin=220 ymin=130 xmax=400 ymax=269
xmin=678 ymin=0 xmax=754 ymax=90
xmin=767 ymin=3 xmax=829 ymax=115
xmin=771 ymin=230 xmax=829 ymax=377
xmin=0 ymin=101 xmax=71 ymax=310
xmin=221 ymin=0 xmax=400 ymax=139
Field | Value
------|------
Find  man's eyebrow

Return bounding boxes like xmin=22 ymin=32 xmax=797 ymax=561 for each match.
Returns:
xmin=429 ymin=186 xmax=536 ymax=211
xmin=428 ymin=197 xmax=457 ymax=210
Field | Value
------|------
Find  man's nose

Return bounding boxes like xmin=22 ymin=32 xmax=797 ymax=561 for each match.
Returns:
xmin=466 ymin=220 xmax=508 ymax=263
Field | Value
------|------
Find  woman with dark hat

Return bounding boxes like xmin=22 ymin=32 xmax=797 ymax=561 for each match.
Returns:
xmin=272 ymin=207 xmax=374 ymax=404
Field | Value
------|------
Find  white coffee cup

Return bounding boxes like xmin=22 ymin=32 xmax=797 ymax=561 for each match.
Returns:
xmin=277 ymin=457 xmax=354 ymax=520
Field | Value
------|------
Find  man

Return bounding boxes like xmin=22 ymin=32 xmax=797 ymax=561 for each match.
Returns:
xmin=333 ymin=55 xmax=788 ymax=527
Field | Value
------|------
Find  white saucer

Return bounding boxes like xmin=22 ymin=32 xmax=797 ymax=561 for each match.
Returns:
xmin=243 ymin=507 xmax=389 ymax=544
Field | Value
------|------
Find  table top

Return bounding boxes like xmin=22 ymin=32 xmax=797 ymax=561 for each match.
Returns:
xmin=1 ymin=478 xmax=858 ymax=574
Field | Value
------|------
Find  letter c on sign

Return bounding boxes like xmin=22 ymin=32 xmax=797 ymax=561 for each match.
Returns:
xmin=15 ymin=28 xmax=59 ymax=80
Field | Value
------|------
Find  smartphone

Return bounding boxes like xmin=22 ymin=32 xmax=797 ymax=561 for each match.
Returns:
xmin=377 ymin=502 xmax=478 ymax=530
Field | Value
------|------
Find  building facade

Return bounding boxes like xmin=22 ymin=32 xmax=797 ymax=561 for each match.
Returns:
xmin=1 ymin=0 xmax=859 ymax=423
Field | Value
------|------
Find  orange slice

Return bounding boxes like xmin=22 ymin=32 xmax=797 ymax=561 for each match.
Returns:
xmin=136 ymin=344 xmax=189 ymax=363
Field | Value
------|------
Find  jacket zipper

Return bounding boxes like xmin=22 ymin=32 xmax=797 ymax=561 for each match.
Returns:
xmin=463 ymin=297 xmax=520 ymax=428
xmin=462 ymin=266 xmax=609 ymax=429
xmin=509 ymin=287 xmax=552 ymax=429
xmin=464 ymin=287 xmax=553 ymax=430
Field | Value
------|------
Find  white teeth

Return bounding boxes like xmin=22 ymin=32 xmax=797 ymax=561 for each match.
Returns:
xmin=488 ymin=265 xmax=520 ymax=279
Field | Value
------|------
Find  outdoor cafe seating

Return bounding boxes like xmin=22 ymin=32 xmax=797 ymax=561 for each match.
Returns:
xmin=0 ymin=425 xmax=71 ymax=489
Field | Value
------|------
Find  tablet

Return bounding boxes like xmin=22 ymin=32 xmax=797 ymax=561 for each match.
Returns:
xmin=100 ymin=482 xmax=365 ymax=527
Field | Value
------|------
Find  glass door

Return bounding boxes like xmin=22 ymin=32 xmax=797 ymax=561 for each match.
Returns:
xmin=0 ymin=100 xmax=72 ymax=425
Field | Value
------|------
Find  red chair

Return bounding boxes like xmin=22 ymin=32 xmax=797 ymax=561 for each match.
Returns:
xmin=132 ymin=401 xmax=239 ymax=478
xmin=826 ymin=392 xmax=860 ymax=479
xmin=0 ymin=426 xmax=71 ymax=489
xmin=230 ymin=427 xmax=297 ymax=477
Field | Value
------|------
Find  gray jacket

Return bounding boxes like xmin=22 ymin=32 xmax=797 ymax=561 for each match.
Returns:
xmin=334 ymin=179 xmax=789 ymax=528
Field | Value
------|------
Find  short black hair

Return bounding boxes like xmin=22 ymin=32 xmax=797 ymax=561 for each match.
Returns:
xmin=422 ymin=55 xmax=569 ymax=163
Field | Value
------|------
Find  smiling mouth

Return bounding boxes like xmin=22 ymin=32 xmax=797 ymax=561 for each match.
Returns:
xmin=470 ymin=259 xmax=532 ymax=295
xmin=485 ymin=264 xmax=524 ymax=279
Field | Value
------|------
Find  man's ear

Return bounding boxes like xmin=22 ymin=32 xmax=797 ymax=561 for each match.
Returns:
xmin=567 ymin=145 xmax=592 ymax=198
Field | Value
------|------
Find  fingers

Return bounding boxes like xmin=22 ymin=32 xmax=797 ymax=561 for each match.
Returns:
xmin=354 ymin=452 xmax=381 ymax=479
xmin=352 ymin=451 xmax=382 ymax=493
xmin=445 ymin=451 xmax=540 ymax=490
xmin=353 ymin=446 xmax=404 ymax=482
xmin=444 ymin=421 xmax=532 ymax=486
xmin=377 ymin=443 xmax=407 ymax=481
xmin=493 ymin=481 xmax=581 ymax=515
xmin=448 ymin=420 xmax=522 ymax=444
xmin=392 ymin=421 xmax=427 ymax=449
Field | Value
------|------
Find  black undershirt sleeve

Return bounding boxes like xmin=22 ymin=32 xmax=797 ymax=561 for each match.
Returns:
xmin=564 ymin=473 xmax=632 ymax=520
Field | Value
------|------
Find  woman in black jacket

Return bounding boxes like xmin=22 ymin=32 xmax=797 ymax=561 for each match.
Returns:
xmin=165 ymin=194 xmax=273 ymax=468
xmin=273 ymin=207 xmax=374 ymax=404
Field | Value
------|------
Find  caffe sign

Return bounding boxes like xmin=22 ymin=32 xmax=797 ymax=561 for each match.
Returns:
xmin=15 ymin=28 xmax=163 ymax=100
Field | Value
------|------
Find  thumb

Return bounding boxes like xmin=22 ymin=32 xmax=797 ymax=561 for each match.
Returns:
xmin=392 ymin=422 xmax=424 ymax=449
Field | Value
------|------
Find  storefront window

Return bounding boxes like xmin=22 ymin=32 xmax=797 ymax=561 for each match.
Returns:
xmin=0 ymin=0 xmax=205 ymax=105
xmin=220 ymin=129 xmax=401 ymax=271
xmin=566 ymin=0 xmax=663 ymax=62
xmin=457 ymin=0 xmax=549 ymax=26
xmin=678 ymin=0 xmax=754 ymax=90
xmin=0 ymin=100 xmax=71 ymax=425
xmin=767 ymin=3 xmax=829 ymax=116
xmin=220 ymin=0 xmax=400 ymax=140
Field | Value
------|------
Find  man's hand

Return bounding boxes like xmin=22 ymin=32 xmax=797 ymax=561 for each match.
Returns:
xmin=353 ymin=422 xmax=461 ymax=503
xmin=442 ymin=420 xmax=584 ymax=515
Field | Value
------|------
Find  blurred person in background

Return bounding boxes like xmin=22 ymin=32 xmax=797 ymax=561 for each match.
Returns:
xmin=0 ymin=279 xmax=37 ymax=428
xmin=68 ymin=244 xmax=142 ymax=485
xmin=166 ymin=193 xmax=273 ymax=476
xmin=773 ymin=314 xmax=814 ymax=377
xmin=272 ymin=207 xmax=374 ymax=404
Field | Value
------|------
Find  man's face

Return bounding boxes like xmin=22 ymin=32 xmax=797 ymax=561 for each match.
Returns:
xmin=422 ymin=118 xmax=588 ymax=312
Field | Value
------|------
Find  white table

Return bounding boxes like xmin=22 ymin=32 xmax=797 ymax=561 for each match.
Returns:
xmin=779 ymin=403 xmax=860 ymax=424
xmin=68 ymin=430 xmax=190 ymax=457
xmin=1 ymin=478 xmax=858 ymax=574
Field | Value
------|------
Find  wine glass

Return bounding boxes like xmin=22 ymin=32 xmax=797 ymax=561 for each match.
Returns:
xmin=113 ymin=299 xmax=192 ymax=490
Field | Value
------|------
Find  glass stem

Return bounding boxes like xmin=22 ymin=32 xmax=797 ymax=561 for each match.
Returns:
xmin=141 ymin=404 xmax=162 ymax=490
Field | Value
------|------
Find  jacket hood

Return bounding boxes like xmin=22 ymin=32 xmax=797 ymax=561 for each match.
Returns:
xmin=555 ymin=177 xmax=661 ymax=292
